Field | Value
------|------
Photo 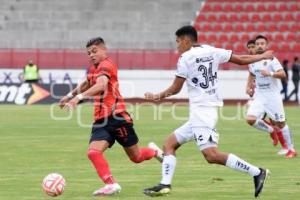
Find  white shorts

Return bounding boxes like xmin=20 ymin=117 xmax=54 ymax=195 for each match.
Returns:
xmin=247 ymin=96 xmax=285 ymax=122
xmin=174 ymin=106 xmax=219 ymax=151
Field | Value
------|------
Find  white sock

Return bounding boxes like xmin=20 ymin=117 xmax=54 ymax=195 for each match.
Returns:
xmin=281 ymin=125 xmax=294 ymax=150
xmin=253 ymin=119 xmax=273 ymax=133
xmin=160 ymin=155 xmax=176 ymax=185
xmin=226 ymin=154 xmax=260 ymax=177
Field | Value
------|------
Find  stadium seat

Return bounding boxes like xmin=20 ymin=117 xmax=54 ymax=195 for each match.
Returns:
xmin=229 ymin=34 xmax=239 ymax=42
xmin=245 ymin=4 xmax=255 ymax=12
xmin=269 ymin=43 xmax=280 ymax=51
xmin=296 ymin=34 xmax=300 ymax=42
xmin=198 ymin=33 xmax=207 ymax=42
xmin=234 ymin=24 xmax=244 ymax=32
xmin=262 ymin=14 xmax=272 ymax=22
xmin=207 ymin=14 xmax=217 ymax=22
xmin=219 ymin=14 xmax=228 ymax=22
xmin=292 ymin=43 xmax=300 ymax=51
xmin=228 ymin=14 xmax=239 ymax=22
xmin=289 ymin=4 xmax=299 ymax=11
xmin=212 ymin=24 xmax=222 ymax=32
xmin=286 ymin=33 xmax=296 ymax=42
xmin=256 ymin=23 xmax=266 ymax=32
xmin=265 ymin=33 xmax=273 ymax=41
xmin=212 ymin=4 xmax=223 ymax=12
xmin=223 ymin=24 xmax=233 ymax=32
xmin=223 ymin=4 xmax=234 ymax=12
xmin=283 ymin=13 xmax=294 ymax=21
xmin=207 ymin=34 xmax=218 ymax=43
xmin=266 ymin=24 xmax=277 ymax=32
xmin=251 ymin=14 xmax=261 ymax=22
xmin=196 ymin=14 xmax=206 ymax=22
xmin=274 ymin=33 xmax=284 ymax=42
xmin=281 ymin=43 xmax=291 ymax=51
xmin=202 ymin=4 xmax=212 ymax=12
xmin=290 ymin=23 xmax=300 ymax=32
xmin=256 ymin=4 xmax=266 ymax=12
xmin=278 ymin=3 xmax=288 ymax=11
xmin=235 ymin=43 xmax=246 ymax=52
xmin=240 ymin=14 xmax=250 ymax=22
xmin=219 ymin=34 xmax=229 ymax=42
xmin=234 ymin=4 xmax=244 ymax=12
xmin=295 ymin=13 xmax=300 ymax=21
xmin=224 ymin=43 xmax=234 ymax=50
xmin=241 ymin=33 xmax=251 ymax=42
xmin=273 ymin=14 xmax=283 ymax=22
xmin=245 ymin=24 xmax=255 ymax=32
xmin=278 ymin=24 xmax=289 ymax=32
xmin=266 ymin=4 xmax=277 ymax=12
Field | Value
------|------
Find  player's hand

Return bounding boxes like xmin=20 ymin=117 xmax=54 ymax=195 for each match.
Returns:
xmin=63 ymin=97 xmax=80 ymax=111
xmin=261 ymin=50 xmax=274 ymax=60
xmin=144 ymin=92 xmax=160 ymax=101
xmin=246 ymin=87 xmax=254 ymax=97
xmin=59 ymin=96 xmax=70 ymax=109
xmin=260 ymin=69 xmax=271 ymax=77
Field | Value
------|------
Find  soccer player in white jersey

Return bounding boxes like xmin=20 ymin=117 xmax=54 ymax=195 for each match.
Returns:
xmin=246 ymin=35 xmax=296 ymax=158
xmin=246 ymin=39 xmax=287 ymax=149
xmin=143 ymin=26 xmax=273 ymax=198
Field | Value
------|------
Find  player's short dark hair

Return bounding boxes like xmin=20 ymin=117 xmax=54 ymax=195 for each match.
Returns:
xmin=283 ymin=59 xmax=289 ymax=65
xmin=294 ymin=57 xmax=299 ymax=62
xmin=247 ymin=39 xmax=256 ymax=47
xmin=175 ymin=26 xmax=198 ymax=42
xmin=255 ymin=35 xmax=268 ymax=43
xmin=86 ymin=37 xmax=105 ymax=48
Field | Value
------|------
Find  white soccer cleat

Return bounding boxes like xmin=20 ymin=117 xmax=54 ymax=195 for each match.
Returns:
xmin=277 ymin=148 xmax=289 ymax=156
xmin=148 ymin=142 xmax=164 ymax=163
xmin=92 ymin=183 xmax=121 ymax=196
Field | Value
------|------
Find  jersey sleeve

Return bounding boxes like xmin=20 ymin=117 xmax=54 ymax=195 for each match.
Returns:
xmin=214 ymin=47 xmax=233 ymax=64
xmin=96 ymin=62 xmax=113 ymax=79
xmin=271 ymin=58 xmax=283 ymax=72
xmin=175 ymin=55 xmax=188 ymax=78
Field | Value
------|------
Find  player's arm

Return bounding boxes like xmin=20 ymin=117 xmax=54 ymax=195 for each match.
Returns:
xmin=63 ymin=75 xmax=108 ymax=110
xmin=145 ymin=76 xmax=185 ymax=100
xmin=59 ymin=79 xmax=91 ymax=108
xmin=260 ymin=69 xmax=286 ymax=79
xmin=229 ymin=50 xmax=274 ymax=65
xmin=246 ymin=72 xmax=255 ymax=97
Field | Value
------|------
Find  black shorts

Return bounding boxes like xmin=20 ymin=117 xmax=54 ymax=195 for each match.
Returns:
xmin=89 ymin=112 xmax=139 ymax=148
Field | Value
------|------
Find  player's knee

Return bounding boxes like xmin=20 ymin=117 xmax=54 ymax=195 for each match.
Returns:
xmin=129 ymin=156 xmax=142 ymax=163
xmin=203 ymin=152 xmax=219 ymax=164
xmin=87 ymin=149 xmax=102 ymax=160
xmin=247 ymin=118 xmax=256 ymax=126
xmin=276 ymin=122 xmax=285 ymax=129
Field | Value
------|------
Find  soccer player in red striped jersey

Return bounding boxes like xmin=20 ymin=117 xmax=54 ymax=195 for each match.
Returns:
xmin=59 ymin=37 xmax=163 ymax=196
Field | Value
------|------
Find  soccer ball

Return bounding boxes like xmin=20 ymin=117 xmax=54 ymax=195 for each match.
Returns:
xmin=42 ymin=173 xmax=66 ymax=197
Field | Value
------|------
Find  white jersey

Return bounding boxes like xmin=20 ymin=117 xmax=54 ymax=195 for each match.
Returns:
xmin=249 ymin=57 xmax=283 ymax=97
xmin=175 ymin=45 xmax=232 ymax=107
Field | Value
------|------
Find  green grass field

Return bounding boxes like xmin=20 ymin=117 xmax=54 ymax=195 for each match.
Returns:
xmin=0 ymin=104 xmax=299 ymax=200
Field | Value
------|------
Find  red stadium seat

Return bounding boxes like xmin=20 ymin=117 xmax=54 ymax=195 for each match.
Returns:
xmin=207 ymin=14 xmax=217 ymax=22
xmin=273 ymin=14 xmax=283 ymax=22
xmin=266 ymin=24 xmax=277 ymax=32
xmin=245 ymin=24 xmax=255 ymax=32
xmin=266 ymin=4 xmax=277 ymax=12
xmin=207 ymin=34 xmax=218 ymax=43
xmin=290 ymin=23 xmax=300 ymax=32
xmin=199 ymin=23 xmax=212 ymax=32
xmin=256 ymin=4 xmax=266 ymax=12
xmin=202 ymin=4 xmax=212 ymax=12
xmin=278 ymin=24 xmax=289 ymax=32
xmin=286 ymin=33 xmax=296 ymax=42
xmin=234 ymin=24 xmax=244 ymax=32
xmin=281 ymin=43 xmax=291 ymax=51
xmin=219 ymin=34 xmax=229 ymax=42
xmin=245 ymin=4 xmax=255 ymax=12
xmin=296 ymin=34 xmax=300 ymax=42
xmin=212 ymin=24 xmax=222 ymax=32
xmin=295 ymin=13 xmax=300 ymax=21
xmin=274 ymin=33 xmax=284 ymax=42
xmin=283 ymin=13 xmax=294 ymax=21
xmin=256 ymin=23 xmax=266 ymax=32
xmin=251 ymin=14 xmax=261 ymax=22
xmin=241 ymin=34 xmax=251 ymax=42
xmin=224 ymin=43 xmax=234 ymax=50
xmin=265 ymin=33 xmax=273 ymax=42
xmin=219 ymin=14 xmax=228 ymax=22
xmin=198 ymin=33 xmax=207 ymax=42
xmin=229 ymin=34 xmax=239 ymax=42
xmin=289 ymin=4 xmax=299 ymax=11
xmin=262 ymin=14 xmax=272 ymax=22
xmin=223 ymin=4 xmax=234 ymax=12
xmin=235 ymin=43 xmax=246 ymax=52
xmin=234 ymin=4 xmax=244 ymax=12
xmin=278 ymin=3 xmax=288 ymax=11
xmin=223 ymin=24 xmax=233 ymax=32
xmin=240 ymin=14 xmax=250 ymax=22
xmin=196 ymin=14 xmax=206 ymax=22
xmin=212 ymin=4 xmax=223 ymax=12
xmin=292 ymin=43 xmax=300 ymax=51
xmin=269 ymin=43 xmax=280 ymax=51
xmin=228 ymin=14 xmax=239 ymax=22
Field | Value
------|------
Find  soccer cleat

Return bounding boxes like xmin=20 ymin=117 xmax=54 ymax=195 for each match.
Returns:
xmin=148 ymin=142 xmax=164 ymax=163
xmin=277 ymin=148 xmax=289 ymax=156
xmin=143 ymin=184 xmax=171 ymax=197
xmin=92 ymin=183 xmax=121 ymax=196
xmin=253 ymin=168 xmax=270 ymax=198
xmin=285 ymin=149 xmax=297 ymax=158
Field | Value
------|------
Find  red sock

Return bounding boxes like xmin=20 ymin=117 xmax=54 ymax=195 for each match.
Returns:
xmin=87 ymin=149 xmax=116 ymax=184
xmin=277 ymin=131 xmax=287 ymax=149
xmin=130 ymin=147 xmax=156 ymax=163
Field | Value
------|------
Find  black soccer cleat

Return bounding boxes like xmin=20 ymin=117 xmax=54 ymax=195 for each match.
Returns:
xmin=254 ymin=168 xmax=270 ymax=198
xmin=143 ymin=184 xmax=171 ymax=197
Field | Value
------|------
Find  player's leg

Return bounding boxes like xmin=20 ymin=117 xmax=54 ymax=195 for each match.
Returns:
xmin=88 ymin=123 xmax=121 ymax=196
xmin=123 ymin=143 xmax=158 ymax=163
xmin=194 ymin=127 xmax=269 ymax=198
xmin=247 ymin=99 xmax=279 ymax=145
xmin=143 ymin=122 xmax=192 ymax=196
